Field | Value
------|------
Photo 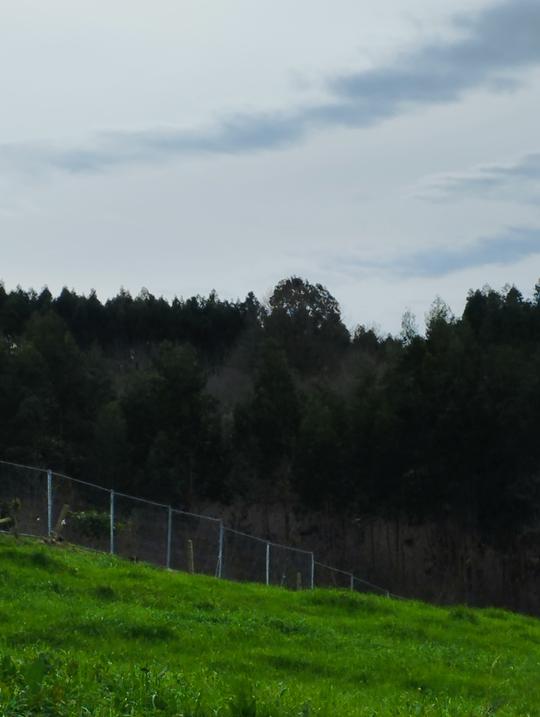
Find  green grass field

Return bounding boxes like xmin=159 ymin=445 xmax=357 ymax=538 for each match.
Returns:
xmin=1 ymin=535 xmax=539 ymax=716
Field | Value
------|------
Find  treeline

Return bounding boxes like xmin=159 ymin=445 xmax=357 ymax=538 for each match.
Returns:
xmin=1 ymin=277 xmax=540 ymax=542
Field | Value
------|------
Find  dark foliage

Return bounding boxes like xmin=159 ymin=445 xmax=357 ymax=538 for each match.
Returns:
xmin=1 ymin=277 xmax=540 ymax=541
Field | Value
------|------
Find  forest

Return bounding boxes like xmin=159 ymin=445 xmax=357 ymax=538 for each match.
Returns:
xmin=1 ymin=276 xmax=540 ymax=545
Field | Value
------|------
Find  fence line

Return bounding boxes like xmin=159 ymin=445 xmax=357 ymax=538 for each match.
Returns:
xmin=225 ymin=525 xmax=313 ymax=554
xmin=0 ymin=459 xmax=398 ymax=596
xmin=114 ymin=490 xmax=169 ymax=509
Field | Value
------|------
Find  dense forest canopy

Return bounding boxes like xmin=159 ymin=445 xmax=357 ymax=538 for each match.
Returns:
xmin=1 ymin=277 xmax=540 ymax=543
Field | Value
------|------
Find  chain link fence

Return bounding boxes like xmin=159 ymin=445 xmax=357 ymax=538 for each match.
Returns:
xmin=0 ymin=459 xmax=394 ymax=596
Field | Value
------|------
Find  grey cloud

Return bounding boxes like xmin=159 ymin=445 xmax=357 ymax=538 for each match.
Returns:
xmin=418 ymin=153 xmax=540 ymax=202
xmin=2 ymin=0 xmax=540 ymax=175
xmin=0 ymin=112 xmax=310 ymax=175
xmin=324 ymin=0 xmax=540 ymax=125
xmin=350 ymin=226 xmax=540 ymax=278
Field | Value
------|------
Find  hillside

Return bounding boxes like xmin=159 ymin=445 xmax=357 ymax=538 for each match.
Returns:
xmin=4 ymin=280 xmax=540 ymax=609
xmin=0 ymin=535 xmax=539 ymax=715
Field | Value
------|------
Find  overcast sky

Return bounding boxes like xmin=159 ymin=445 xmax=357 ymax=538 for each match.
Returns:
xmin=1 ymin=0 xmax=540 ymax=333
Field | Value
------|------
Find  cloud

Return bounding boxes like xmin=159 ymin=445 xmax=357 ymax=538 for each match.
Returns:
xmin=0 ymin=113 xmax=310 ymax=176
xmin=2 ymin=0 xmax=540 ymax=175
xmin=329 ymin=0 xmax=540 ymax=113
xmin=398 ymin=227 xmax=540 ymax=277
xmin=332 ymin=227 xmax=540 ymax=279
xmin=417 ymin=152 xmax=540 ymax=202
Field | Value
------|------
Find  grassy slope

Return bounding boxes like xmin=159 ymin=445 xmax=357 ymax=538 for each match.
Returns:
xmin=0 ymin=536 xmax=539 ymax=716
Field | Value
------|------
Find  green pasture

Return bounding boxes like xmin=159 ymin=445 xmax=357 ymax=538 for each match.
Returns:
xmin=0 ymin=534 xmax=538 ymax=716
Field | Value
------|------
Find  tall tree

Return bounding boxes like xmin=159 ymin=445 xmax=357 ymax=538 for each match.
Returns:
xmin=265 ymin=277 xmax=349 ymax=373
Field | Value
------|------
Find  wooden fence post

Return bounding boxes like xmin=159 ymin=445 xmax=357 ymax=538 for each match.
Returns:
xmin=187 ymin=539 xmax=195 ymax=574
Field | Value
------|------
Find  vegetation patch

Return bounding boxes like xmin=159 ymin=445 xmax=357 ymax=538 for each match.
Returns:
xmin=92 ymin=584 xmax=117 ymax=601
xmin=449 ymin=606 xmax=481 ymax=624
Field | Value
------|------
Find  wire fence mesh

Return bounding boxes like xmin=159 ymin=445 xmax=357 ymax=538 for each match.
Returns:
xmin=52 ymin=473 xmax=111 ymax=552
xmin=314 ymin=562 xmax=354 ymax=590
xmin=170 ymin=510 xmax=221 ymax=576
xmin=0 ymin=461 xmax=48 ymax=538
xmin=0 ymin=459 xmax=397 ymax=597
xmin=268 ymin=542 xmax=313 ymax=590
xmin=114 ymin=493 xmax=169 ymax=566
xmin=221 ymin=528 xmax=268 ymax=583
xmin=352 ymin=576 xmax=392 ymax=597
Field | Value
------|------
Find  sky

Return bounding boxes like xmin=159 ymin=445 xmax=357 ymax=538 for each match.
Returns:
xmin=1 ymin=0 xmax=540 ymax=334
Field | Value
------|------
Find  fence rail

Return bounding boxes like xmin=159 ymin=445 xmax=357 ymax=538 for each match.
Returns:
xmin=0 ymin=458 xmax=395 ymax=596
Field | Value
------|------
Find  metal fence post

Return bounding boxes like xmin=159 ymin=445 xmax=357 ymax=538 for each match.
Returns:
xmin=265 ymin=542 xmax=270 ymax=586
xmin=109 ymin=489 xmax=115 ymax=555
xmin=217 ymin=521 xmax=224 ymax=578
xmin=350 ymin=574 xmax=354 ymax=592
xmin=166 ymin=507 xmax=172 ymax=569
xmin=46 ymin=470 xmax=53 ymax=538
xmin=310 ymin=552 xmax=315 ymax=589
